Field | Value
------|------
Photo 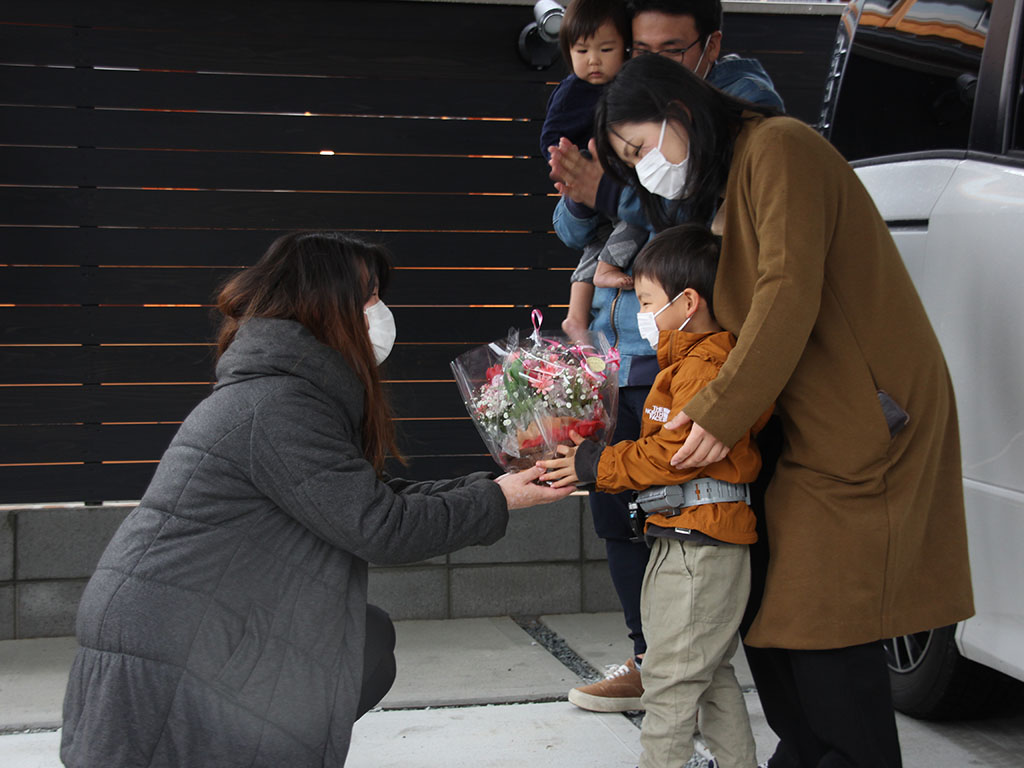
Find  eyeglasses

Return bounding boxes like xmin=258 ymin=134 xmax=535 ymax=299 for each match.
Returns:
xmin=628 ymin=38 xmax=703 ymax=62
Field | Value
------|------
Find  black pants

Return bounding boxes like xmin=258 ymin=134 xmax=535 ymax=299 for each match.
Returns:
xmin=743 ymin=419 xmax=902 ymax=768
xmin=745 ymin=642 xmax=903 ymax=768
xmin=587 ymin=385 xmax=652 ymax=657
xmin=357 ymin=604 xmax=397 ymax=719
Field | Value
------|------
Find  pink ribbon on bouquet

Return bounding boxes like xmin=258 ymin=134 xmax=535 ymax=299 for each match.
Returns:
xmin=530 ymin=308 xmax=544 ymax=345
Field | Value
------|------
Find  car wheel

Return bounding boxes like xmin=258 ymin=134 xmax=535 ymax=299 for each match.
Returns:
xmin=884 ymin=624 xmax=1001 ymax=719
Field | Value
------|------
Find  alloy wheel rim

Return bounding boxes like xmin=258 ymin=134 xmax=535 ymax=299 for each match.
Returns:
xmin=884 ymin=630 xmax=934 ymax=673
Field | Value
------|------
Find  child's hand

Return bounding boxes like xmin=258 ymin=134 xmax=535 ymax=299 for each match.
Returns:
xmin=537 ymin=431 xmax=585 ymax=488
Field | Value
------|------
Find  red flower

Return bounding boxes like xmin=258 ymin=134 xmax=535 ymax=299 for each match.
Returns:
xmin=570 ymin=418 xmax=604 ymax=437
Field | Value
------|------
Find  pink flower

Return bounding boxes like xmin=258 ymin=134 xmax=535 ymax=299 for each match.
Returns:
xmin=532 ymin=374 xmax=555 ymax=393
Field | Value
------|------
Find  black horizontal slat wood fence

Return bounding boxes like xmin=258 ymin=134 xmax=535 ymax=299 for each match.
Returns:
xmin=0 ymin=0 xmax=570 ymax=503
xmin=1 ymin=0 xmax=839 ymax=504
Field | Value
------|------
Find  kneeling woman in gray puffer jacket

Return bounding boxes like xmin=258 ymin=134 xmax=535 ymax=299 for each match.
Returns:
xmin=61 ymin=231 xmax=571 ymax=768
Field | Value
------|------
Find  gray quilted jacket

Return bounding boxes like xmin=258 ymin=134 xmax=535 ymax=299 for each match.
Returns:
xmin=60 ymin=317 xmax=508 ymax=767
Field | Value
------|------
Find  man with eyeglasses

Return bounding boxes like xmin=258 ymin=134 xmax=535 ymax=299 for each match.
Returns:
xmin=553 ymin=0 xmax=784 ymax=740
xmin=550 ymin=0 xmax=782 ymax=210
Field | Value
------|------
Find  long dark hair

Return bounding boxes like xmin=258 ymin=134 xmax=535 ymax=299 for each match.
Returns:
xmin=215 ymin=231 xmax=402 ymax=474
xmin=594 ymin=54 xmax=780 ymax=229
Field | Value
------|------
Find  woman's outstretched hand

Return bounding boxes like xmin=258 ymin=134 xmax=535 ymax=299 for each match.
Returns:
xmin=666 ymin=410 xmax=730 ymax=469
xmin=495 ymin=465 xmax=574 ymax=510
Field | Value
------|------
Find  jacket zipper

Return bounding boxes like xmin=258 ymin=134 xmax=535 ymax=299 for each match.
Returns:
xmin=609 ymin=288 xmax=622 ymax=347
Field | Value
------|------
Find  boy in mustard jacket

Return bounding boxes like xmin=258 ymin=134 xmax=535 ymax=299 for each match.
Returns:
xmin=540 ymin=223 xmax=771 ymax=768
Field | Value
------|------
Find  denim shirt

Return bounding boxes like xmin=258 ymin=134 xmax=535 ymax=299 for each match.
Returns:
xmin=551 ymin=55 xmax=784 ymax=386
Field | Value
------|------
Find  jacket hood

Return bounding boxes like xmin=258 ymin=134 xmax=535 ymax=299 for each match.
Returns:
xmin=708 ymin=54 xmax=775 ymax=91
xmin=214 ymin=318 xmax=365 ymax=418
xmin=655 ymin=328 xmax=736 ymax=370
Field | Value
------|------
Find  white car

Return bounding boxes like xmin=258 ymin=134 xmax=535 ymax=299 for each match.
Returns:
xmin=838 ymin=0 xmax=1024 ymax=717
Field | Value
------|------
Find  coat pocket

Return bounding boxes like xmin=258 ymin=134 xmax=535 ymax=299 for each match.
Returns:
xmin=877 ymin=390 xmax=910 ymax=438
xmin=217 ymin=604 xmax=271 ymax=691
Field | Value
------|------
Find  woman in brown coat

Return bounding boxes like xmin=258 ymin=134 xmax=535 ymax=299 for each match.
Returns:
xmin=593 ymin=55 xmax=973 ymax=768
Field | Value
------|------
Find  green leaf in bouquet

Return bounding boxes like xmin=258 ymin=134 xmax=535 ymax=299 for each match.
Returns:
xmin=503 ymin=356 xmax=526 ymax=398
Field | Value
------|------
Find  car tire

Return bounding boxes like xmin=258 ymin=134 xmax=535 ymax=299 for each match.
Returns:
xmin=885 ymin=624 xmax=1002 ymax=719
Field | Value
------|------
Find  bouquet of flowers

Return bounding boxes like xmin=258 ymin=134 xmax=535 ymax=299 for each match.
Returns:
xmin=452 ymin=310 xmax=620 ymax=472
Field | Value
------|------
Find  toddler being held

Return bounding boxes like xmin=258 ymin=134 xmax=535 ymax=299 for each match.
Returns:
xmin=539 ymin=0 xmax=647 ymax=341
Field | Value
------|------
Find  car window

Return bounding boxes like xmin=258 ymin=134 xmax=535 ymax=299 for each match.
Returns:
xmin=903 ymin=0 xmax=989 ymax=33
xmin=832 ymin=0 xmax=990 ymax=160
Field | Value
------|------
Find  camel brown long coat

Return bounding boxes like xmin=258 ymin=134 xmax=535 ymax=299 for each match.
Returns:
xmin=684 ymin=115 xmax=973 ymax=650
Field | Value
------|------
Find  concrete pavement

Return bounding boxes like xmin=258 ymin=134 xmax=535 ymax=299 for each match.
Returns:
xmin=2 ymin=613 xmax=1022 ymax=766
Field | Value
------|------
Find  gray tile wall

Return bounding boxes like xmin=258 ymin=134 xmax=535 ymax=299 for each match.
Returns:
xmin=16 ymin=507 xmax=130 ymax=580
xmin=0 ymin=586 xmax=14 ymax=641
xmin=1 ymin=495 xmax=618 ymax=639
xmin=0 ymin=511 xmax=14 ymax=582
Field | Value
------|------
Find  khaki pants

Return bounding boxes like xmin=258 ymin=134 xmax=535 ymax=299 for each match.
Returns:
xmin=639 ymin=537 xmax=756 ymax=768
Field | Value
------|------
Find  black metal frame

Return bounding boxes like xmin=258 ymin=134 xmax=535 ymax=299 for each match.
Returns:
xmin=969 ymin=0 xmax=1023 ymax=155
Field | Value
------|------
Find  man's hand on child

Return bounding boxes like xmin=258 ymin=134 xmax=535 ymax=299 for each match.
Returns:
xmin=666 ymin=410 xmax=731 ymax=469
xmin=538 ymin=431 xmax=584 ymax=488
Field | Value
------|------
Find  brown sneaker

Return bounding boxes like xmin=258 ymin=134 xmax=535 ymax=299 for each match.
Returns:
xmin=567 ymin=657 xmax=644 ymax=712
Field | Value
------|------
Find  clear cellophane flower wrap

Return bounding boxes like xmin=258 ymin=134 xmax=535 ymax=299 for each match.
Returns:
xmin=451 ymin=310 xmax=620 ymax=472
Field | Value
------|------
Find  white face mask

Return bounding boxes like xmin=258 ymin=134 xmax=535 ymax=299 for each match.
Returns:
xmin=634 ymin=119 xmax=689 ymax=199
xmin=694 ymin=43 xmax=709 ymax=79
xmin=636 ymin=292 xmax=690 ymax=350
xmin=364 ymin=300 xmax=396 ymax=364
